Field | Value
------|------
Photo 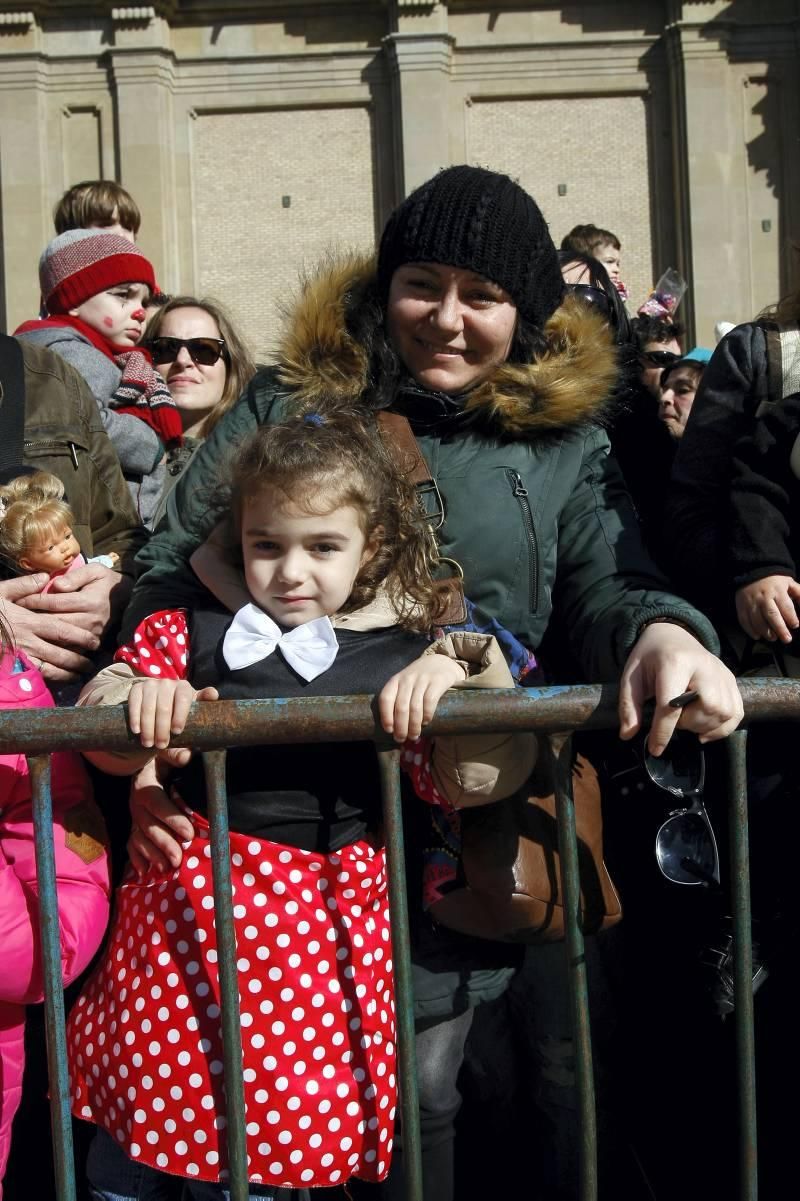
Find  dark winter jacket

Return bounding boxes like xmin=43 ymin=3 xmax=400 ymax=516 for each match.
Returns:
xmin=729 ymin=386 xmax=800 ymax=586
xmin=664 ymin=321 xmax=772 ymax=613
xmin=124 ymin=257 xmax=718 ymax=669
xmin=11 ymin=338 xmax=146 ymax=576
xmin=15 ymin=323 xmax=166 ymax=528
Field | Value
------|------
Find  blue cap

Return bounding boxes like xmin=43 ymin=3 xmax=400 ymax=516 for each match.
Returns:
xmin=661 ymin=346 xmax=712 ymax=385
xmin=682 ymin=346 xmax=713 ymax=367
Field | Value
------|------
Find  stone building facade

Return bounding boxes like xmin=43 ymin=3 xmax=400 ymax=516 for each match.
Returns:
xmin=0 ymin=1 xmax=796 ymax=358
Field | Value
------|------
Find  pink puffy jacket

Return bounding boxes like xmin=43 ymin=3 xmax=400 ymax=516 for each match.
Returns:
xmin=0 ymin=649 xmax=110 ymax=1191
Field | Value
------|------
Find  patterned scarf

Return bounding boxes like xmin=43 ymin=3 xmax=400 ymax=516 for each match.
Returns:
xmin=17 ymin=315 xmax=182 ymax=447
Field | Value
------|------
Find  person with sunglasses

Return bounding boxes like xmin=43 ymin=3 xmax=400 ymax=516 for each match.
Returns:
xmin=558 ymin=252 xmax=678 ymax=556
xmin=143 ymin=296 xmax=257 ymax=526
xmin=633 ymin=314 xmax=685 ymax=401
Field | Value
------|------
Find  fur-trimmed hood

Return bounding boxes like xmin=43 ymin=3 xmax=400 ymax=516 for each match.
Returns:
xmin=276 ymin=254 xmax=619 ymax=437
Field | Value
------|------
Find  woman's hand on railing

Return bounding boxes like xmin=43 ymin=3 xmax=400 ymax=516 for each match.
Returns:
xmin=128 ymin=760 xmax=196 ymax=875
xmin=618 ymin=622 xmax=744 ymax=756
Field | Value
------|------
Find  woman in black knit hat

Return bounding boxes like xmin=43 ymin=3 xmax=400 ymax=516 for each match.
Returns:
xmin=106 ymin=166 xmax=740 ymax=1200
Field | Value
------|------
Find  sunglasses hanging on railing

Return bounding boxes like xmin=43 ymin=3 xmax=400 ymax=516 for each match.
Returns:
xmin=643 ymin=731 xmax=720 ymax=887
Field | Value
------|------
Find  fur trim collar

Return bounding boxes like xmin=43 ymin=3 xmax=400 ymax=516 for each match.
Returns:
xmin=277 ymin=254 xmax=618 ymax=436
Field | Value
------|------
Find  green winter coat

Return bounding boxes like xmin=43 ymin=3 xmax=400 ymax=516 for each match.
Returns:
xmin=122 ymin=257 xmax=720 ymax=1016
xmin=125 ymin=257 xmax=717 ymax=666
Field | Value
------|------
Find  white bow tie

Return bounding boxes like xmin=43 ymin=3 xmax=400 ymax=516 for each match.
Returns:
xmin=222 ymin=604 xmax=339 ymax=681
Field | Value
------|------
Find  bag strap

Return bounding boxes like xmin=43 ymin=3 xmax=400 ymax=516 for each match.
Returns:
xmin=0 ymin=335 xmax=26 ymax=475
xmin=376 ymin=410 xmax=467 ymax=624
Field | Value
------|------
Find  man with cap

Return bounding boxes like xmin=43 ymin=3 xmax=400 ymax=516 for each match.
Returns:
xmin=658 ymin=347 xmax=713 ymax=440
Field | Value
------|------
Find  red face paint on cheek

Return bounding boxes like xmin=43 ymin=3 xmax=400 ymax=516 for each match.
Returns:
xmin=103 ymin=316 xmax=114 ymax=329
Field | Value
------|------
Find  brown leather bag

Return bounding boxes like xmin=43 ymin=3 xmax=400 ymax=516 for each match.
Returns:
xmin=429 ymin=748 xmax=622 ymax=944
xmin=376 ymin=411 xmax=622 ymax=944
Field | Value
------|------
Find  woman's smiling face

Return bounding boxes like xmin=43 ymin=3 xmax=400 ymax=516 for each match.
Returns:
xmin=386 ymin=263 xmax=518 ymax=395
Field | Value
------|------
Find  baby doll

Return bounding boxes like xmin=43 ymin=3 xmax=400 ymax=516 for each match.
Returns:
xmin=0 ymin=471 xmax=118 ymax=590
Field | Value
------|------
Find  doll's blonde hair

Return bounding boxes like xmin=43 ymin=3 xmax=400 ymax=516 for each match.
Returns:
xmin=0 ymin=471 xmax=75 ymax=572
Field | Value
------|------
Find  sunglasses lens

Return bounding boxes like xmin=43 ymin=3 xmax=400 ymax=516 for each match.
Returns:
xmin=189 ymin=339 xmax=223 ymax=366
xmin=656 ymin=811 xmax=719 ymax=885
xmin=566 ymin=284 xmax=611 ymax=316
xmin=645 ymin=351 xmax=679 ymax=367
xmin=644 ymin=731 xmax=704 ymax=797
xmin=149 ymin=338 xmax=223 ymax=366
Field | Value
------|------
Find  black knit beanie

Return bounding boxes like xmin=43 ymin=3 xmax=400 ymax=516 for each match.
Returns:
xmin=377 ymin=165 xmax=564 ymax=329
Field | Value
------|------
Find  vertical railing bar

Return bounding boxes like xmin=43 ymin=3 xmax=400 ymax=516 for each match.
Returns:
xmin=727 ymin=730 xmax=758 ymax=1201
xmin=203 ymin=749 xmax=249 ymax=1201
xmin=548 ymin=733 xmax=598 ymax=1201
xmin=377 ymin=748 xmax=423 ymax=1201
xmin=28 ymin=754 xmax=77 ymax=1201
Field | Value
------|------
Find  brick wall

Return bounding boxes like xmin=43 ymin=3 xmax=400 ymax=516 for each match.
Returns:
xmin=192 ymin=107 xmax=377 ymax=361
xmin=467 ymin=94 xmax=655 ymax=313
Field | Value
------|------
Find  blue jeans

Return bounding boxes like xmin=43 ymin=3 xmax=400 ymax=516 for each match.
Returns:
xmin=86 ymin=1128 xmax=281 ymax=1200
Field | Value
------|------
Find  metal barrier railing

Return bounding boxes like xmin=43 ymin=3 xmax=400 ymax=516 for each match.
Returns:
xmin=2 ymin=677 xmax=797 ymax=1201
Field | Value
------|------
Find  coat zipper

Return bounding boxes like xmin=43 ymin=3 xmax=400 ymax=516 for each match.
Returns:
xmin=24 ymin=439 xmax=80 ymax=469
xmin=506 ymin=468 xmax=539 ymax=612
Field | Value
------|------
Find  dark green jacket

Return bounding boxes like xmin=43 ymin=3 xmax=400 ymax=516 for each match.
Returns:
xmin=123 ymin=258 xmax=720 ymax=1018
xmin=14 ymin=338 xmax=146 ymax=576
xmin=125 ymin=258 xmax=717 ymax=668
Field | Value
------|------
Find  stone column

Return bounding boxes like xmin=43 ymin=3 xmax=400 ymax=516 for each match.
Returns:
xmin=109 ymin=42 xmax=178 ymax=292
xmin=664 ymin=6 xmax=799 ymax=342
xmin=0 ymin=36 xmax=49 ymax=327
xmin=383 ymin=2 xmax=454 ymax=199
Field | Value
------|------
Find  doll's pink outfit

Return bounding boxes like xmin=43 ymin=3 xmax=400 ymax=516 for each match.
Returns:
xmin=0 ymin=648 xmax=110 ymax=1191
xmin=39 ymin=552 xmax=86 ymax=594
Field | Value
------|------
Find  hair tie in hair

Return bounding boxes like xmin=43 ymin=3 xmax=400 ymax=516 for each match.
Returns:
xmin=303 ymin=413 xmax=325 ymax=427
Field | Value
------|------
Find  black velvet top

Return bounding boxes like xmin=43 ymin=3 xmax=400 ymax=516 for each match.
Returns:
xmin=171 ymin=606 xmax=428 ymax=851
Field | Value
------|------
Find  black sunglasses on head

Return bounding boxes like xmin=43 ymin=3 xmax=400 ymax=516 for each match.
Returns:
xmin=640 ymin=349 xmax=680 ymax=368
xmin=564 ymin=283 xmax=612 ymax=317
xmin=147 ymin=336 xmax=227 ymax=367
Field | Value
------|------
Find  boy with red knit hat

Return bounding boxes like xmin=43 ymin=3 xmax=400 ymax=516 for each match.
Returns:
xmin=15 ymin=230 xmax=181 ymax=529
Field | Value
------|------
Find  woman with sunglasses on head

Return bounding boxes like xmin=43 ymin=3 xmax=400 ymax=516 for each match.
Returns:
xmin=559 ymin=252 xmax=672 ymax=547
xmin=144 ymin=296 xmax=257 ymax=526
xmin=119 ymin=167 xmax=742 ymax=1200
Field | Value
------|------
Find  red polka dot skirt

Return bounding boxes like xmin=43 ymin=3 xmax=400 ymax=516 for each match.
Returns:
xmin=68 ymin=821 xmax=397 ymax=1188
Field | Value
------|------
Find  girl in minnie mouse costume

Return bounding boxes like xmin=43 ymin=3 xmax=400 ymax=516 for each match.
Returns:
xmin=68 ymin=410 xmax=535 ymax=1198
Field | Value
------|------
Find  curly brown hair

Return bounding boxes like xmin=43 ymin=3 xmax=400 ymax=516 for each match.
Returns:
xmin=227 ymin=410 xmax=448 ymax=631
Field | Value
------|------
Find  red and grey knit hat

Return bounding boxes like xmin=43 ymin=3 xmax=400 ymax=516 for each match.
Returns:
xmin=39 ymin=229 xmax=156 ymax=315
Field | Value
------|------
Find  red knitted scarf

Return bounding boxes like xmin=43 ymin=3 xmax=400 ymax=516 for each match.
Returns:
xmin=16 ymin=315 xmax=182 ymax=447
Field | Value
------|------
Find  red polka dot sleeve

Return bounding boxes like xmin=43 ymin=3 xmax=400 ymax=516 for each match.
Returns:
xmin=400 ymin=736 xmax=454 ymax=813
xmin=115 ymin=610 xmax=190 ymax=680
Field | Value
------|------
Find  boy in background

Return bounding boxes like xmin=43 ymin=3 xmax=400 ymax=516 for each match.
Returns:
xmin=54 ymin=180 xmax=140 ymax=243
xmin=561 ymin=222 xmax=627 ymax=300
